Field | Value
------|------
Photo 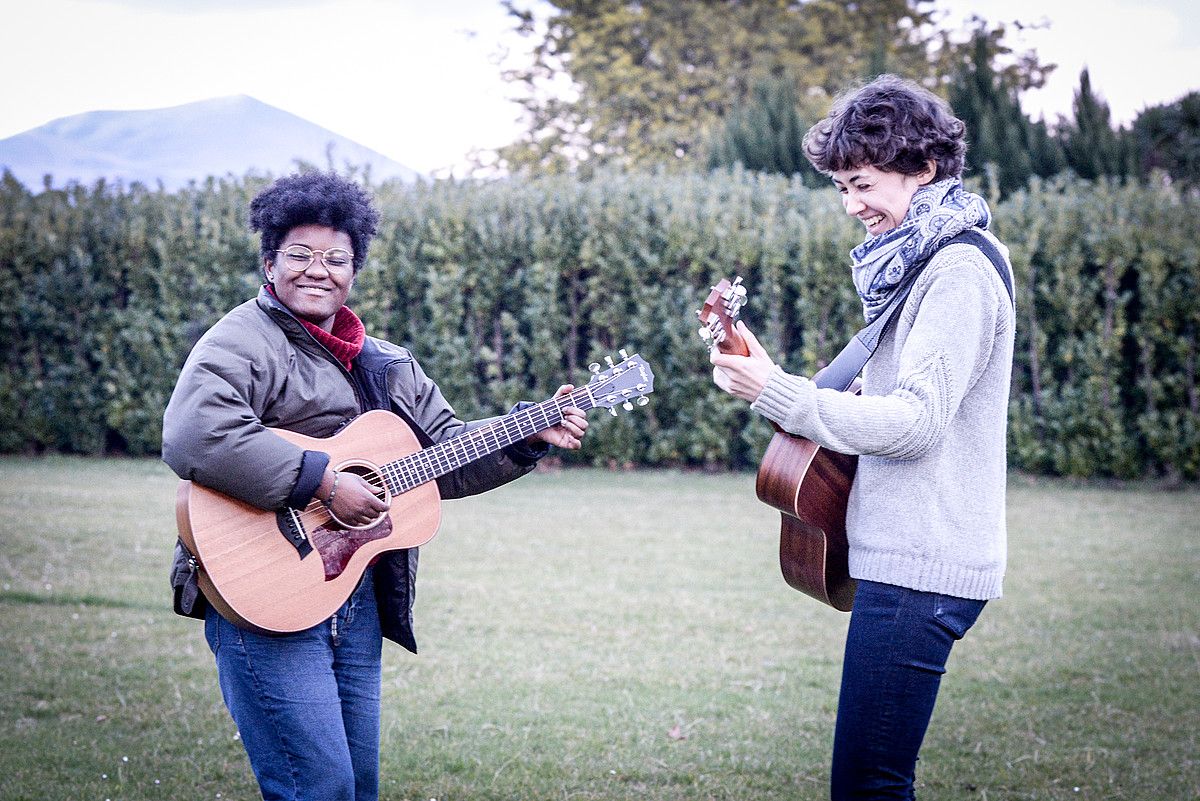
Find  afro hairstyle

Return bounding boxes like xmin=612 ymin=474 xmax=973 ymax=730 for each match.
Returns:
xmin=249 ymin=171 xmax=380 ymax=273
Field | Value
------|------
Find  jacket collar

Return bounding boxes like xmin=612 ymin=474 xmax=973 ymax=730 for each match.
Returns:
xmin=255 ymin=284 xmax=308 ymax=337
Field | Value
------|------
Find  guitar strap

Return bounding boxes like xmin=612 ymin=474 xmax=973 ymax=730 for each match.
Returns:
xmin=814 ymin=229 xmax=1014 ymax=392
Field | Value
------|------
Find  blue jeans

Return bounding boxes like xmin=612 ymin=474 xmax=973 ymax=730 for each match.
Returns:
xmin=831 ymin=580 xmax=986 ymax=800
xmin=204 ymin=568 xmax=382 ymax=801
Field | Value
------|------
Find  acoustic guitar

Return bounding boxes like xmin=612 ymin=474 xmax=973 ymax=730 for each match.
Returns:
xmin=176 ymin=351 xmax=655 ymax=633
xmin=698 ymin=278 xmax=857 ymax=611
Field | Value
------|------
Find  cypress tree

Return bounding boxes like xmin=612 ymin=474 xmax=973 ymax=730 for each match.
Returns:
xmin=1061 ymin=68 xmax=1127 ymax=180
xmin=706 ymin=77 xmax=823 ymax=185
xmin=949 ymin=26 xmax=1062 ymax=195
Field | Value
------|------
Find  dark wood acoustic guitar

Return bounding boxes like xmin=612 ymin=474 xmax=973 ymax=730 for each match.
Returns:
xmin=176 ymin=352 xmax=655 ymax=633
xmin=698 ymin=278 xmax=857 ymax=611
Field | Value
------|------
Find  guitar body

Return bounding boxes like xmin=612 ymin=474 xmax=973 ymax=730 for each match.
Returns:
xmin=755 ymin=432 xmax=857 ymax=611
xmin=176 ymin=410 xmax=441 ymax=634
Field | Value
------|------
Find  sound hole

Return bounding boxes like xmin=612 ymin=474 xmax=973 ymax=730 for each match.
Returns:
xmin=321 ymin=459 xmax=391 ymax=531
xmin=307 ymin=460 xmax=393 ymax=581
xmin=336 ymin=463 xmax=390 ymax=516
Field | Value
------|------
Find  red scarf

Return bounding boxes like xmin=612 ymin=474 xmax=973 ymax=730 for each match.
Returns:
xmin=301 ymin=307 xmax=365 ymax=370
xmin=267 ymin=286 xmax=365 ymax=370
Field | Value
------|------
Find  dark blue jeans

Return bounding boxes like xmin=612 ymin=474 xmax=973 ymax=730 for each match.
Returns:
xmin=831 ymin=579 xmax=986 ymax=800
xmin=204 ymin=568 xmax=382 ymax=801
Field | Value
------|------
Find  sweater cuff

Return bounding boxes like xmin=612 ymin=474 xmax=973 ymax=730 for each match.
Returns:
xmin=750 ymin=365 xmax=814 ymax=427
xmin=286 ymin=449 xmax=330 ymax=509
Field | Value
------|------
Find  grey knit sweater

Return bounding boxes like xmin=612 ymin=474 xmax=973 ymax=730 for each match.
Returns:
xmin=751 ymin=233 xmax=1015 ymax=600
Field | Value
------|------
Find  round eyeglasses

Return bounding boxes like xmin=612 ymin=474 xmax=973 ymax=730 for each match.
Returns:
xmin=275 ymin=245 xmax=355 ymax=273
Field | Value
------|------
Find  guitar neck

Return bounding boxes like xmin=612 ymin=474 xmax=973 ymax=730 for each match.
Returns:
xmin=379 ymin=386 xmax=597 ymax=494
xmin=698 ymin=277 xmax=750 ymax=358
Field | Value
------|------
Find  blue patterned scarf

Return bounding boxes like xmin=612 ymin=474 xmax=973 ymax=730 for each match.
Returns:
xmin=850 ymin=178 xmax=991 ymax=322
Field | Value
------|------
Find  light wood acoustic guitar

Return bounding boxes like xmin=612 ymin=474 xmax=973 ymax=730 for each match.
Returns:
xmin=698 ymin=278 xmax=857 ymax=611
xmin=176 ymin=351 xmax=655 ymax=633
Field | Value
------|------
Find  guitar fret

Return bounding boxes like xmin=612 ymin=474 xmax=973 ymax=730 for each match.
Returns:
xmin=408 ymin=459 xmax=424 ymax=490
xmin=410 ymin=458 xmax=424 ymax=489
xmin=396 ymin=458 xmax=415 ymax=492
xmin=406 ymin=457 xmax=424 ymax=490
xmin=382 ymin=463 xmax=401 ymax=495
xmin=482 ymin=424 xmax=501 ymax=452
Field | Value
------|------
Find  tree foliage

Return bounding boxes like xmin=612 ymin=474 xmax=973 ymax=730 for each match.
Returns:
xmin=498 ymin=0 xmax=943 ymax=173
xmin=705 ymin=76 xmax=823 ymax=184
xmin=493 ymin=0 xmax=1200 ymax=201
xmin=947 ymin=24 xmax=1064 ymax=196
xmin=1131 ymin=90 xmax=1200 ymax=188
xmin=1060 ymin=68 xmax=1131 ymax=181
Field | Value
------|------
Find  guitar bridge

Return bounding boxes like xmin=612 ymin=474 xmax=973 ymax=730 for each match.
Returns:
xmin=275 ymin=507 xmax=313 ymax=559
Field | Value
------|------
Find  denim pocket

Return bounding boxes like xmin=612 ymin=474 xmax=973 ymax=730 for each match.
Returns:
xmin=204 ymin=606 xmax=222 ymax=655
xmin=932 ymin=594 xmax=986 ymax=640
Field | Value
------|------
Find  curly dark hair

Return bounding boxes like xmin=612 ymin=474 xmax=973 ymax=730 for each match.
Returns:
xmin=802 ymin=74 xmax=967 ymax=181
xmin=249 ymin=171 xmax=380 ymax=273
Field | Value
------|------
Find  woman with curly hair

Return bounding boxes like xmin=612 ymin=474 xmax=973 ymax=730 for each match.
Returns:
xmin=162 ymin=171 xmax=587 ymax=801
xmin=711 ymin=74 xmax=1015 ymax=798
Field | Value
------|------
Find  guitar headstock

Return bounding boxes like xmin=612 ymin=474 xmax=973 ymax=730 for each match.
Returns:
xmin=696 ymin=276 xmax=750 ymax=357
xmin=585 ymin=350 xmax=655 ymax=416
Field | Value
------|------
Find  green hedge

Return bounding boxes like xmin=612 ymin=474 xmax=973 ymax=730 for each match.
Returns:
xmin=1 ymin=169 xmax=1196 ymax=479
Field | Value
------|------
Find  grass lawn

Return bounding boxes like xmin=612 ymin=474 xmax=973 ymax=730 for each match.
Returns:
xmin=0 ymin=457 xmax=1196 ymax=800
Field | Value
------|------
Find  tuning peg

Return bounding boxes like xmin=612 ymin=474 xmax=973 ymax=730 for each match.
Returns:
xmin=588 ymin=362 xmax=601 ymax=374
xmin=698 ymin=327 xmax=712 ymax=341
xmin=636 ymin=396 xmax=649 ymax=406
xmin=608 ymin=407 xmax=618 ymax=417
xmin=622 ymin=401 xmax=633 ymax=411
xmin=605 ymin=355 xmax=615 ymax=368
xmin=619 ymin=348 xmax=629 ymax=360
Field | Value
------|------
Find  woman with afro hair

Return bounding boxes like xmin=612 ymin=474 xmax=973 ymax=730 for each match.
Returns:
xmin=711 ymin=75 xmax=1015 ymax=798
xmin=163 ymin=171 xmax=587 ymax=801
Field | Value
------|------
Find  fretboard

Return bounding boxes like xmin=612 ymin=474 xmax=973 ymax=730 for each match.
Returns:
xmin=377 ymin=385 xmax=599 ymax=495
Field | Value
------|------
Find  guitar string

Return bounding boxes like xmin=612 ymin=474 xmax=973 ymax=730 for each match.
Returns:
xmin=289 ymin=393 xmax=571 ymax=529
xmin=297 ymin=388 xmax=585 ymax=533
xmin=282 ymin=362 xmax=649 ymax=535
xmin=283 ymin=382 xmax=613 ymax=532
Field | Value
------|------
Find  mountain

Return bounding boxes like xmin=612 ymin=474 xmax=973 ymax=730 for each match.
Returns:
xmin=0 ymin=95 xmax=421 ymax=190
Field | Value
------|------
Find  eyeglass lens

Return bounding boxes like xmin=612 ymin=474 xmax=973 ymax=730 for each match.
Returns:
xmin=279 ymin=245 xmax=354 ymax=271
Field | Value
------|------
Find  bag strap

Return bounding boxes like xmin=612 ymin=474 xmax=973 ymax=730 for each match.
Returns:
xmin=814 ymin=229 xmax=1013 ymax=392
xmin=955 ymin=229 xmax=1015 ymax=304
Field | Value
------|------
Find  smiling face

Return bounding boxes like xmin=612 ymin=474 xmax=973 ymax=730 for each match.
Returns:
xmin=831 ymin=162 xmax=936 ymax=237
xmin=264 ymin=224 xmax=355 ymax=332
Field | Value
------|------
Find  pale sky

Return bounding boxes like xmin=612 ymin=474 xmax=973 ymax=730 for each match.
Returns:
xmin=938 ymin=0 xmax=1199 ymax=125
xmin=2 ymin=0 xmax=1196 ymax=176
